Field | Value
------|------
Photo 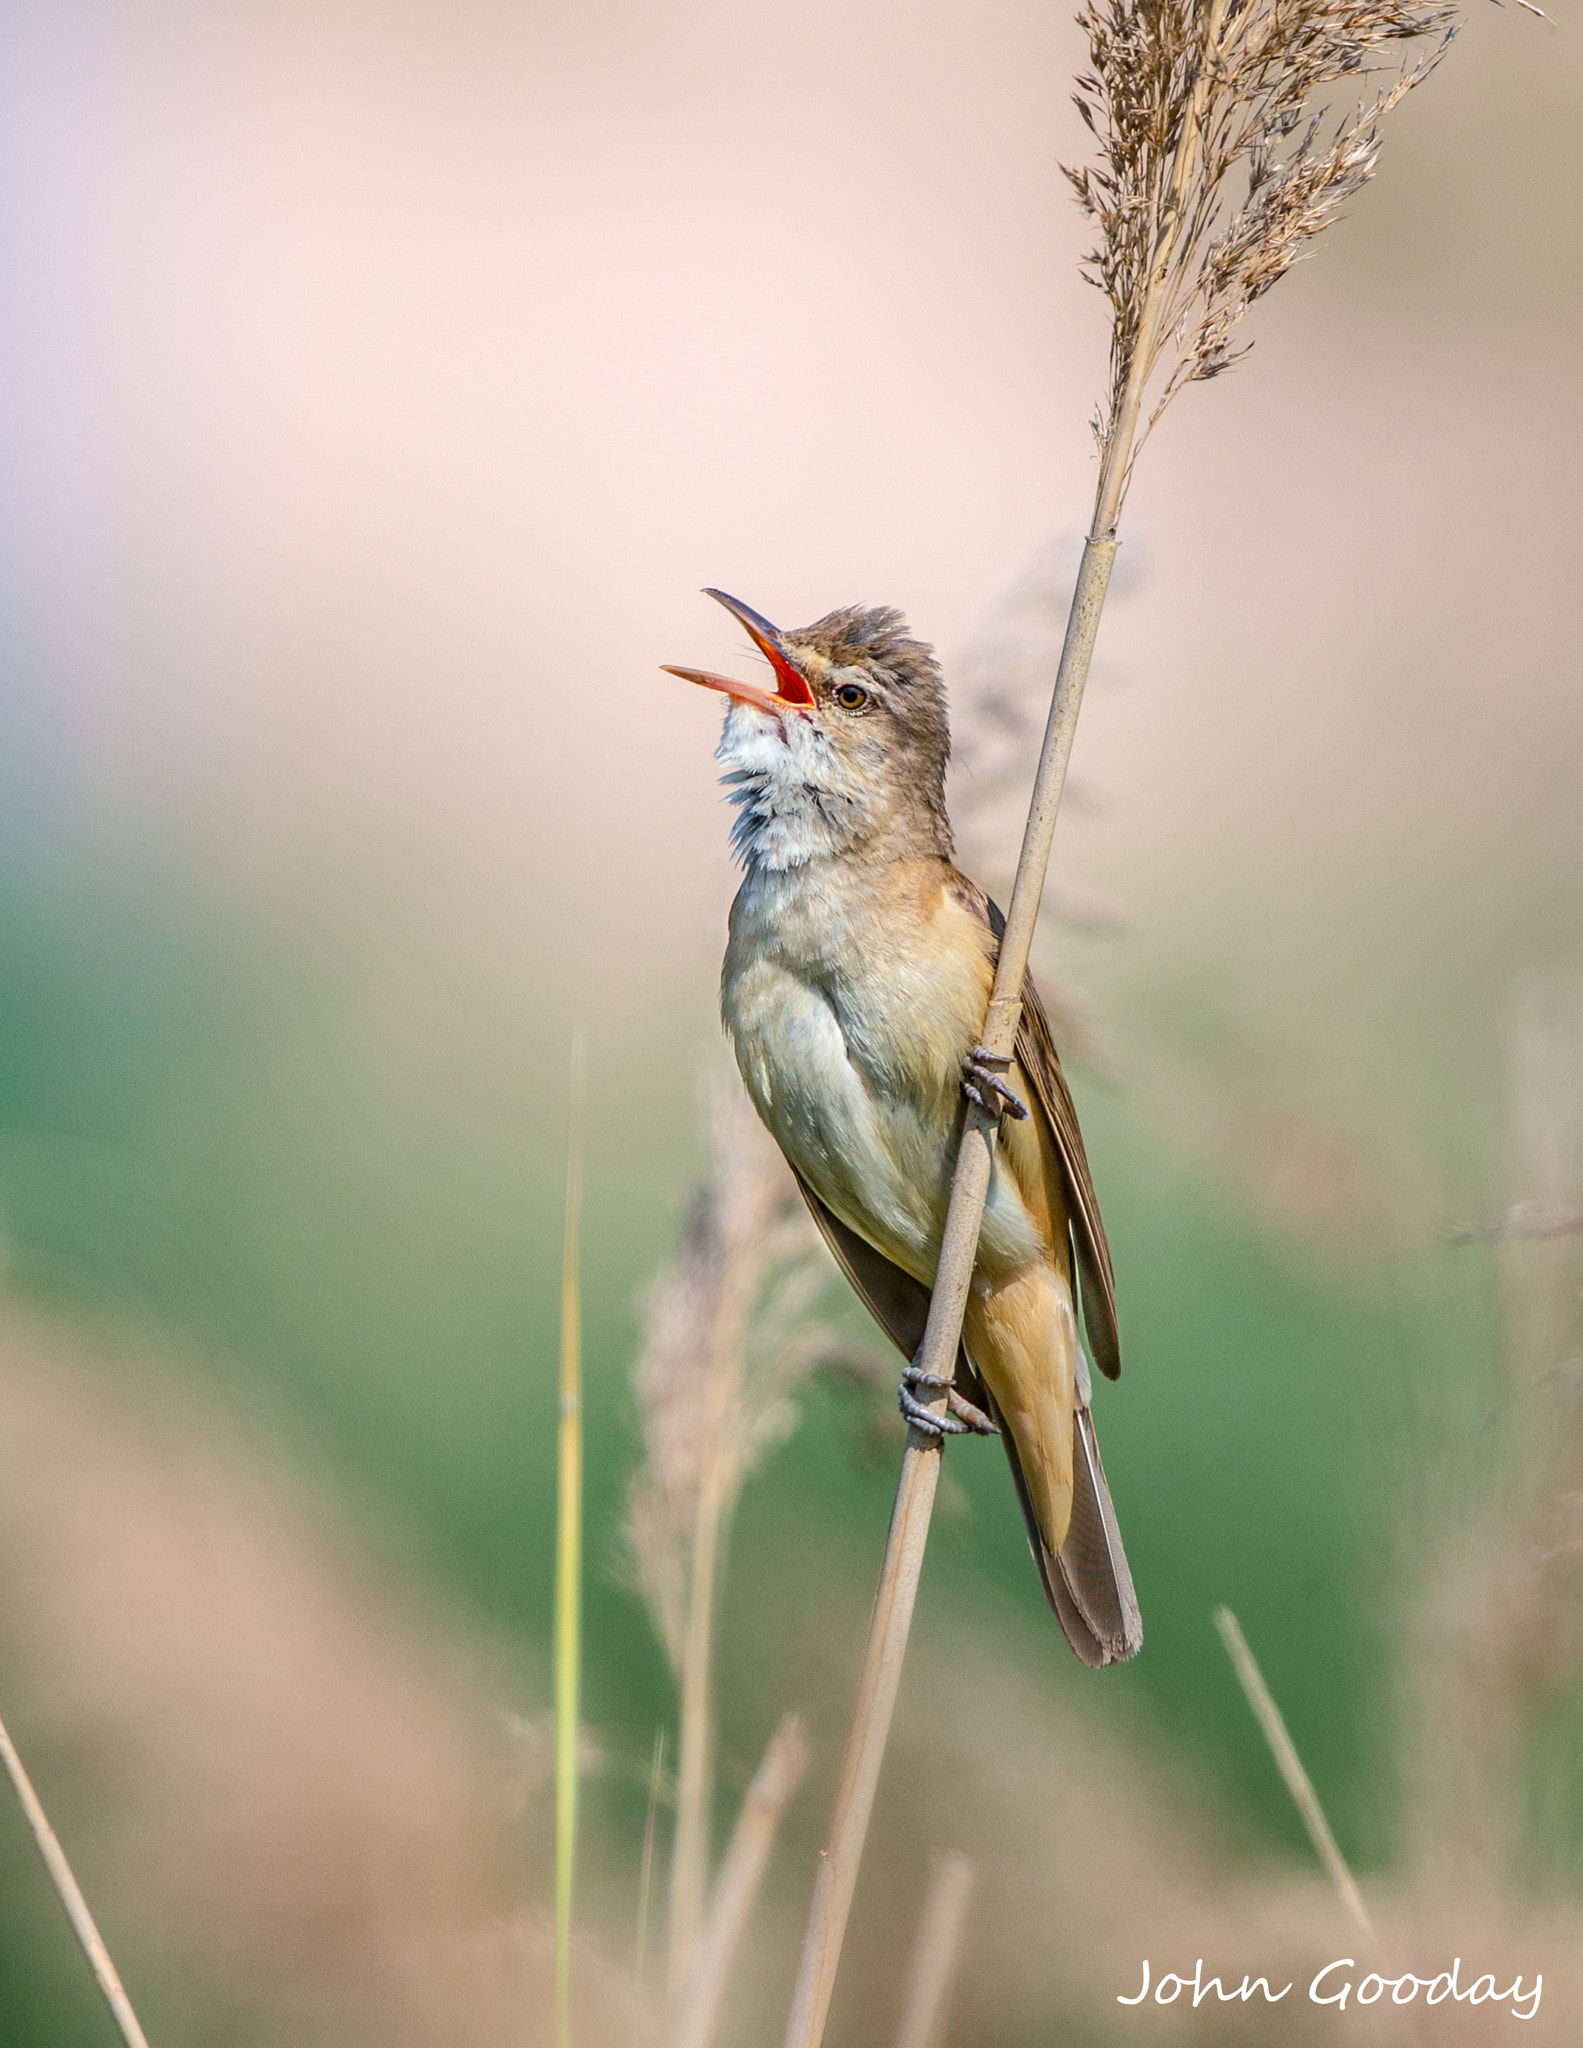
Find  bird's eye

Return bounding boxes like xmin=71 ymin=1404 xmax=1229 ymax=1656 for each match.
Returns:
xmin=834 ymin=683 xmax=870 ymax=711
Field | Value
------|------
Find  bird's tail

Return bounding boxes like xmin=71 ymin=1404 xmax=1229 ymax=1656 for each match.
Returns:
xmin=989 ymin=1362 xmax=1142 ymax=1667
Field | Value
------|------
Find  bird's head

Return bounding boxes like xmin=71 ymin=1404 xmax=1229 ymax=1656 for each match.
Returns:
xmin=664 ymin=589 xmax=952 ymax=872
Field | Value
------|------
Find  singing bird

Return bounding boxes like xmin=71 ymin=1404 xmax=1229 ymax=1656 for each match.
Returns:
xmin=664 ymin=590 xmax=1141 ymax=1666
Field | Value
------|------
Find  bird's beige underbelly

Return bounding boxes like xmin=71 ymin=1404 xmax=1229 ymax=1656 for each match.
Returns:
xmin=724 ymin=957 xmax=1044 ymax=1289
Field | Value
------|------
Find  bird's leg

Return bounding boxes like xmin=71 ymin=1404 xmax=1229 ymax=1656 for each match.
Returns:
xmin=962 ymin=1047 xmax=1029 ymax=1123
xmin=898 ymin=1361 xmax=1000 ymax=1439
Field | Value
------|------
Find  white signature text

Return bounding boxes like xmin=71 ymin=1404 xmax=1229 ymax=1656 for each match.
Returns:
xmin=1118 ymin=1957 xmax=1541 ymax=2020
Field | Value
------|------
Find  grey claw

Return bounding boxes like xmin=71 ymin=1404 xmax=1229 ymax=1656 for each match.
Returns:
xmin=899 ymin=1382 xmax=960 ymax=1438
xmin=963 ymin=1047 xmax=1029 ymax=1122
xmin=898 ymin=1364 xmax=1000 ymax=1438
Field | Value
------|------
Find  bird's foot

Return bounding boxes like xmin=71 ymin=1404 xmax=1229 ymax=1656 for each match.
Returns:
xmin=962 ymin=1047 xmax=1029 ymax=1123
xmin=898 ymin=1364 xmax=1000 ymax=1440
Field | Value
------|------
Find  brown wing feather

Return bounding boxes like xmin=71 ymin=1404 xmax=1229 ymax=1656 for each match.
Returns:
xmin=1065 ymin=1400 xmax=1143 ymax=1657
xmin=794 ymin=1169 xmax=1140 ymax=1665
xmin=791 ymin=1171 xmax=985 ymax=1408
xmin=958 ymin=879 xmax=1121 ymax=1383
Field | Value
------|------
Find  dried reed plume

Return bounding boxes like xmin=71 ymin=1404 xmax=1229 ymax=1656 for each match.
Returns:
xmin=1067 ymin=0 xmax=1456 ymax=506
xmin=624 ymin=1076 xmax=871 ymax=1995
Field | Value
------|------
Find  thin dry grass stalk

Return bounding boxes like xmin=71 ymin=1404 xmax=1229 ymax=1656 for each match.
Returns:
xmin=891 ymin=1851 xmax=975 ymax=2048
xmin=671 ymin=1715 xmax=809 ymax=2048
xmin=1214 ymin=1605 xmax=1374 ymax=1940
xmin=780 ymin=3 xmax=1456 ymax=2040
xmin=0 ymin=1708 xmax=153 ymax=2048
xmin=632 ymin=1727 xmax=666 ymax=2042
xmin=556 ymin=1031 xmax=588 ymax=2048
xmin=623 ymin=1077 xmax=863 ymax=1993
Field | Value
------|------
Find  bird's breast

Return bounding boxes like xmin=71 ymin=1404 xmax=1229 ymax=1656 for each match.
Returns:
xmin=721 ymin=859 xmax=1045 ymax=1285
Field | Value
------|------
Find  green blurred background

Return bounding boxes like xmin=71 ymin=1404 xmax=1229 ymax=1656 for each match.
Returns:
xmin=0 ymin=0 xmax=1579 ymax=2041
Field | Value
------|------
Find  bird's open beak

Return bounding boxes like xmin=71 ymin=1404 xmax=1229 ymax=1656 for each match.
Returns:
xmin=662 ymin=588 xmax=816 ymax=717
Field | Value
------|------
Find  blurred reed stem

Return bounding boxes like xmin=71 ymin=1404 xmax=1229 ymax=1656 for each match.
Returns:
xmin=667 ymin=1375 xmax=733 ymax=1994
xmin=0 ymin=1709 xmax=153 ymax=2048
xmin=633 ymin=1728 xmax=666 ymax=2044
xmin=891 ymin=1851 xmax=975 ymax=2048
xmin=556 ymin=1031 xmax=588 ymax=2048
xmin=1214 ymin=1606 xmax=1374 ymax=1939
xmin=673 ymin=1715 xmax=808 ymax=2048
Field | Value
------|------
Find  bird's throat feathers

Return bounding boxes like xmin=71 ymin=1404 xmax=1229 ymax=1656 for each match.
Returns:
xmin=715 ymin=699 xmax=949 ymax=872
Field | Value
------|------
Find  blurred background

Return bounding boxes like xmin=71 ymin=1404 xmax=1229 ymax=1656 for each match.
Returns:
xmin=0 ymin=0 xmax=1580 ymax=2041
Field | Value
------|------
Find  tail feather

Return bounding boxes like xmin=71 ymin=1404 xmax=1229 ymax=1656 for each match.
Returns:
xmin=785 ymin=1171 xmax=1141 ymax=1665
xmin=991 ymin=1385 xmax=1142 ymax=1666
xmin=1064 ymin=1402 xmax=1142 ymax=1658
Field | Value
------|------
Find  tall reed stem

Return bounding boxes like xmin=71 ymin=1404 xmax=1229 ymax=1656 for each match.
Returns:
xmin=556 ymin=1031 xmax=588 ymax=2048
xmin=673 ymin=1714 xmax=809 ymax=2048
xmin=0 ymin=1709 xmax=153 ymax=2048
xmin=1213 ymin=1607 xmax=1374 ymax=1939
xmin=891 ymin=1852 xmax=974 ymax=2048
xmin=779 ymin=19 xmax=1226 ymax=2046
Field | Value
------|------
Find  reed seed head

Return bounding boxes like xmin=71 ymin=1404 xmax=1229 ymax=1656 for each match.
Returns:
xmin=1066 ymin=0 xmax=1456 ymax=502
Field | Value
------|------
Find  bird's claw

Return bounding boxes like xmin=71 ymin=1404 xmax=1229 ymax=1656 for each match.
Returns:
xmin=962 ymin=1046 xmax=1029 ymax=1123
xmin=898 ymin=1363 xmax=1000 ymax=1440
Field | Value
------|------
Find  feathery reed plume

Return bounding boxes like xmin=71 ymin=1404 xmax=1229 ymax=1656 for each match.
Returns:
xmin=891 ymin=1851 xmax=975 ymax=2048
xmin=556 ymin=1030 xmax=588 ymax=2048
xmin=624 ymin=1076 xmax=867 ymax=1993
xmin=672 ymin=1715 xmax=809 ymax=2048
xmin=1214 ymin=1606 xmax=1374 ymax=1939
xmin=1067 ymin=0 xmax=1456 ymax=501
xmin=0 ymin=1708 xmax=153 ymax=2048
xmin=781 ymin=2 xmax=1456 ymax=2040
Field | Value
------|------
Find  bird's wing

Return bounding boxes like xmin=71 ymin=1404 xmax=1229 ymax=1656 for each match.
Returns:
xmin=950 ymin=877 xmax=1121 ymax=1382
xmin=794 ymin=1166 xmax=1140 ymax=1665
xmin=790 ymin=1171 xmax=987 ymax=1407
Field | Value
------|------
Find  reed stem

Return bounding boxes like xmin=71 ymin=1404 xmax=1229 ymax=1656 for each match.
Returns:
xmin=673 ymin=1715 xmax=808 ymax=2048
xmin=778 ymin=17 xmax=1231 ymax=2044
xmin=891 ymin=1852 xmax=974 ymax=2048
xmin=633 ymin=1727 xmax=667 ymax=2041
xmin=667 ymin=1424 xmax=728 ymax=1991
xmin=0 ymin=1709 xmax=153 ymax=2048
xmin=556 ymin=1030 xmax=588 ymax=2048
xmin=1213 ymin=1607 xmax=1374 ymax=1940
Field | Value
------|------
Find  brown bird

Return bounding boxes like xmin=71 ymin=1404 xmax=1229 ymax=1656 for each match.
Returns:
xmin=664 ymin=590 xmax=1141 ymax=1666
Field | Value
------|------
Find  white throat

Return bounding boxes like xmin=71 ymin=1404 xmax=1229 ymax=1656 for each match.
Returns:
xmin=715 ymin=701 xmax=871 ymax=871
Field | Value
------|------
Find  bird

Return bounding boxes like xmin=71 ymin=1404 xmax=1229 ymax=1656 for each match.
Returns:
xmin=663 ymin=588 xmax=1141 ymax=1666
